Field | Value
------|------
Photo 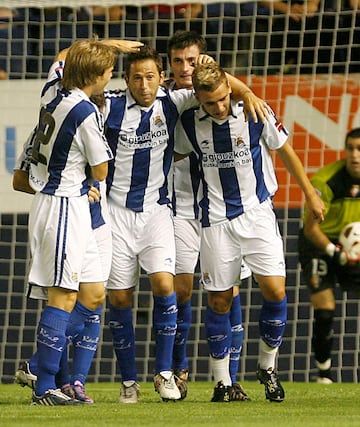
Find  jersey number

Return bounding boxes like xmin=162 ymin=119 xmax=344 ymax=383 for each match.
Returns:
xmin=31 ymin=107 xmax=55 ymax=166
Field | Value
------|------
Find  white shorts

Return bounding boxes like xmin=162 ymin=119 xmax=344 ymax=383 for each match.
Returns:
xmin=107 ymin=202 xmax=175 ymax=290
xmin=200 ymin=199 xmax=285 ymax=291
xmin=28 ymin=192 xmax=110 ymax=299
xmin=240 ymin=260 xmax=252 ymax=281
xmin=81 ymin=180 xmax=112 ymax=283
xmin=174 ymin=217 xmax=201 ymax=275
xmin=80 ymin=221 xmax=112 ymax=284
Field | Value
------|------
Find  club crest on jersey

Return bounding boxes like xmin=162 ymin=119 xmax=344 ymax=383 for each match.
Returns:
xmin=153 ymin=115 xmax=163 ymax=127
xmin=235 ymin=136 xmax=245 ymax=147
xmin=164 ymin=257 xmax=173 ymax=267
xmin=202 ymin=272 xmax=211 ymax=285
xmin=200 ymin=140 xmax=210 ymax=149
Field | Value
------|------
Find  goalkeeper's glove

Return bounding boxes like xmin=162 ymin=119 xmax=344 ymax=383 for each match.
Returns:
xmin=325 ymin=242 xmax=360 ymax=266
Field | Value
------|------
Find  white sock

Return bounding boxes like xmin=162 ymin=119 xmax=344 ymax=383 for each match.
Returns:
xmin=316 ymin=359 xmax=331 ymax=371
xmin=258 ymin=339 xmax=278 ymax=371
xmin=210 ymin=354 xmax=231 ymax=386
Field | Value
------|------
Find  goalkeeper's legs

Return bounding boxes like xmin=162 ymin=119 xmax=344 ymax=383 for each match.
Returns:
xmin=310 ymin=288 xmax=336 ymax=384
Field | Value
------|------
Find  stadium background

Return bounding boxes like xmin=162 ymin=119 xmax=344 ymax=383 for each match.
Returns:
xmin=0 ymin=0 xmax=360 ymax=385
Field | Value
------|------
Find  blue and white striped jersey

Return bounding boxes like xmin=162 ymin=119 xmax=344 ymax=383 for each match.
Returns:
xmin=175 ymin=100 xmax=289 ymax=227
xmin=172 ymin=154 xmax=202 ymax=220
xmin=104 ymin=85 xmax=197 ymax=212
xmin=29 ymin=61 xmax=113 ymax=196
xmin=167 ymin=80 xmax=202 ymax=220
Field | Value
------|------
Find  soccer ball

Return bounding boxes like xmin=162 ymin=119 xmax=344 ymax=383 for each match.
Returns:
xmin=338 ymin=222 xmax=360 ymax=262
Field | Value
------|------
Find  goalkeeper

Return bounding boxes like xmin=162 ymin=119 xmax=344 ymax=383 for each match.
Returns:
xmin=298 ymin=127 xmax=360 ymax=384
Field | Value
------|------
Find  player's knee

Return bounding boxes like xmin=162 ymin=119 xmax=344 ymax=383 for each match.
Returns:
xmin=108 ymin=289 xmax=133 ymax=308
xmin=256 ymin=275 xmax=285 ymax=301
xmin=94 ymin=290 xmax=106 ymax=307
xmin=208 ymin=292 xmax=232 ymax=314
xmin=262 ymin=287 xmax=285 ymax=302
xmin=175 ymin=287 xmax=192 ymax=304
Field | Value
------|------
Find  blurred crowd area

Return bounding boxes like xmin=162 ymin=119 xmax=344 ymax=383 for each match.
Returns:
xmin=0 ymin=2 xmax=359 ymax=79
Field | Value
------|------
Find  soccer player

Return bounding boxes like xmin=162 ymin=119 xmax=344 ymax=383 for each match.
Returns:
xmin=13 ymin=129 xmax=110 ymax=404
xmin=175 ymin=62 xmax=325 ymax=402
xmin=166 ymin=29 xmax=251 ymax=401
xmin=104 ymin=45 xmax=269 ymax=403
xmin=298 ymin=127 xmax=360 ymax=383
xmin=13 ymin=37 xmax=142 ymax=406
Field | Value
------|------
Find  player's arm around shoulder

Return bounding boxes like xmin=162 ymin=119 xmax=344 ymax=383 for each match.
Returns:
xmin=226 ymin=74 xmax=269 ymax=124
xmin=100 ymin=39 xmax=143 ymax=53
xmin=277 ymin=141 xmax=325 ymax=223
xmin=54 ymin=39 xmax=143 ymax=62
xmin=169 ymin=85 xmax=198 ymax=113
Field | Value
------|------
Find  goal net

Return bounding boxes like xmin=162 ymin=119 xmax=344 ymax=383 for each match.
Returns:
xmin=1 ymin=0 xmax=360 ymax=385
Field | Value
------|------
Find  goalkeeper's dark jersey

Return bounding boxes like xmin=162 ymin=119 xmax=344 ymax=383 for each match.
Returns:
xmin=304 ymin=159 xmax=360 ymax=242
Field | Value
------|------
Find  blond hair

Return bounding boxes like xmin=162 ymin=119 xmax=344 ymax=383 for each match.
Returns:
xmin=62 ymin=39 xmax=116 ymax=90
xmin=192 ymin=62 xmax=227 ymax=93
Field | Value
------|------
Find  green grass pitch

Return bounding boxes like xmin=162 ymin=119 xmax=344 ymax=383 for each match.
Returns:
xmin=1 ymin=382 xmax=360 ymax=426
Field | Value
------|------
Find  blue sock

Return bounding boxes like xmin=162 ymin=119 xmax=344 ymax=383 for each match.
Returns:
xmin=35 ymin=306 xmax=70 ymax=396
xmin=205 ymin=306 xmax=231 ymax=359
xmin=55 ymin=347 xmax=70 ymax=388
xmin=54 ymin=301 xmax=93 ymax=387
xmin=259 ymin=296 xmax=287 ymax=347
xmin=109 ymin=304 xmax=137 ymax=382
xmin=173 ymin=300 xmax=192 ymax=371
xmin=28 ymin=352 xmax=38 ymax=376
xmin=66 ymin=301 xmax=89 ymax=341
xmin=229 ymin=294 xmax=244 ymax=384
xmin=71 ymin=304 xmax=102 ymax=385
xmin=153 ymin=293 xmax=177 ymax=373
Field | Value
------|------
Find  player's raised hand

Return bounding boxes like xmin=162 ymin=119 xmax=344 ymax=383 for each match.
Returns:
xmin=102 ymin=39 xmax=144 ymax=53
xmin=242 ymin=91 xmax=270 ymax=124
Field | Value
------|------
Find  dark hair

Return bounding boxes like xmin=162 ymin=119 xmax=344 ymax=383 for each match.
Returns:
xmin=167 ymin=30 xmax=207 ymax=61
xmin=346 ymin=127 xmax=360 ymax=143
xmin=124 ymin=45 xmax=163 ymax=77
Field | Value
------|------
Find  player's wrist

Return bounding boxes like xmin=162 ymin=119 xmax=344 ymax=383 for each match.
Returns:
xmin=325 ymin=242 xmax=336 ymax=257
xmin=326 ymin=242 xmax=348 ymax=266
